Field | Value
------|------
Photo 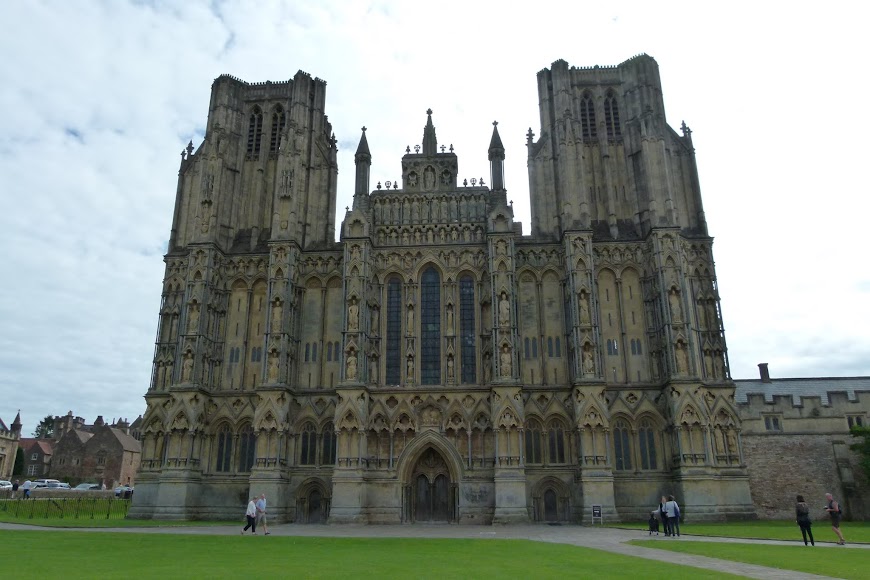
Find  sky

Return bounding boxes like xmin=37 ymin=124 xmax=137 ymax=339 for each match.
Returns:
xmin=1 ymin=0 xmax=868 ymax=436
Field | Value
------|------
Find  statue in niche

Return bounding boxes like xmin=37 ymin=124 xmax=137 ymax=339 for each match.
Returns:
xmin=347 ymin=297 xmax=359 ymax=331
xmin=498 ymin=292 xmax=510 ymax=327
xmin=424 ymin=167 xmax=436 ymax=190
xmin=726 ymin=430 xmax=738 ymax=456
xmin=669 ymin=288 xmax=683 ymax=322
xmin=500 ymin=345 xmax=512 ymax=377
xmin=447 ymin=355 xmax=455 ymax=381
xmin=675 ymin=342 xmax=688 ymax=375
xmin=182 ymin=352 xmax=193 ymax=382
xmin=406 ymin=305 xmax=414 ymax=334
xmin=370 ymin=356 xmax=379 ymax=383
xmin=408 ymin=172 xmax=418 ymax=188
xmin=268 ymin=352 xmax=279 ymax=382
xmin=346 ymin=351 xmax=358 ymax=380
xmin=496 ymin=239 xmax=506 ymax=255
xmin=697 ymin=299 xmax=707 ymax=329
xmin=414 ymin=230 xmax=421 ymax=243
xmin=704 ymin=351 xmax=714 ymax=377
xmin=350 ymin=245 xmax=360 ymax=261
xmin=706 ymin=301 xmax=717 ymax=330
xmin=578 ymin=292 xmax=590 ymax=324
xmin=401 ymin=231 xmax=409 ymax=244
xmin=446 ymin=304 xmax=454 ymax=329
xmin=271 ymin=299 xmax=283 ymax=331
xmin=187 ymin=305 xmax=199 ymax=333
xmin=714 ymin=428 xmax=726 ymax=455
xmin=583 ymin=346 xmax=595 ymax=375
xmin=407 ymin=357 xmax=415 ymax=381
xmin=370 ymin=306 xmax=380 ymax=335
xmin=483 ymin=351 xmax=492 ymax=383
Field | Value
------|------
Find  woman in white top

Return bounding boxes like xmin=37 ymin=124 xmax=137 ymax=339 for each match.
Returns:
xmin=242 ymin=498 xmax=257 ymax=534
xmin=665 ymin=495 xmax=681 ymax=537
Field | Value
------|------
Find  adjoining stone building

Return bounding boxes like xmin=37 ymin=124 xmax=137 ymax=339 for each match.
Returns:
xmin=735 ymin=364 xmax=869 ymax=520
xmin=129 ymin=54 xmax=771 ymax=523
xmin=50 ymin=419 xmax=141 ymax=488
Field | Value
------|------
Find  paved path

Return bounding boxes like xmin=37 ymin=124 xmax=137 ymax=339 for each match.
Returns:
xmin=2 ymin=522 xmax=865 ymax=579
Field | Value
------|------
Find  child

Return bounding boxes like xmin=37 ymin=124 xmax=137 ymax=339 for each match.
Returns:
xmin=648 ymin=510 xmax=660 ymax=535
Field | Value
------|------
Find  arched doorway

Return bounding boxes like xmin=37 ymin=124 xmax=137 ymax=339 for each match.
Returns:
xmin=543 ymin=488 xmax=558 ymax=522
xmin=296 ymin=478 xmax=330 ymax=523
xmin=408 ymin=447 xmax=454 ymax=522
xmin=308 ymin=489 xmax=324 ymax=523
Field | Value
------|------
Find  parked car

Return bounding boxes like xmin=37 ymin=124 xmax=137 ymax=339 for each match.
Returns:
xmin=0 ymin=480 xmax=12 ymax=490
xmin=114 ymin=485 xmax=134 ymax=497
xmin=33 ymin=478 xmax=60 ymax=488
xmin=74 ymin=483 xmax=101 ymax=491
xmin=46 ymin=482 xmax=71 ymax=489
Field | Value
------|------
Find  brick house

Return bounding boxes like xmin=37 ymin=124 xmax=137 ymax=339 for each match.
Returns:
xmin=20 ymin=438 xmax=54 ymax=478
xmin=51 ymin=417 xmax=141 ymax=487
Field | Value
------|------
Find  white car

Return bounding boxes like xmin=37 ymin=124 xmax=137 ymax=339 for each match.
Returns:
xmin=47 ymin=482 xmax=71 ymax=489
xmin=33 ymin=478 xmax=60 ymax=488
xmin=0 ymin=480 xmax=12 ymax=490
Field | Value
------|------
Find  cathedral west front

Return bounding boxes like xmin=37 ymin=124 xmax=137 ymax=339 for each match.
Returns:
xmin=129 ymin=54 xmax=757 ymax=523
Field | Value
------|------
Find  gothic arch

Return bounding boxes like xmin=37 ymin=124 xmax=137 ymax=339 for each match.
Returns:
xmin=396 ymin=430 xmax=464 ymax=484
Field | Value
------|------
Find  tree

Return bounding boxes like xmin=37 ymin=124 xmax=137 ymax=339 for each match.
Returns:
xmin=850 ymin=425 xmax=870 ymax=481
xmin=33 ymin=414 xmax=54 ymax=439
xmin=13 ymin=447 xmax=24 ymax=476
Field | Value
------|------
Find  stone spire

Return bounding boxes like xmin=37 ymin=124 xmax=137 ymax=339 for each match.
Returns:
xmin=422 ymin=109 xmax=437 ymax=155
xmin=488 ymin=121 xmax=505 ymax=191
xmin=11 ymin=410 xmax=21 ymax=435
xmin=354 ymin=127 xmax=371 ymax=204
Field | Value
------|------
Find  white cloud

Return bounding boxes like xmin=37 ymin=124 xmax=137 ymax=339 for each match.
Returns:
xmin=1 ymin=0 xmax=868 ymax=434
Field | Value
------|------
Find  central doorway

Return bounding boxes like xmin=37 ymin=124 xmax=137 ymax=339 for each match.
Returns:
xmin=410 ymin=447 xmax=453 ymax=522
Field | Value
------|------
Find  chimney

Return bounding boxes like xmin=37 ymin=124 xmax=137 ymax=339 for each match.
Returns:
xmin=758 ymin=363 xmax=771 ymax=383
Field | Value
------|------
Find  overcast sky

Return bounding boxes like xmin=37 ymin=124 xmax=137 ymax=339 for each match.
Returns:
xmin=2 ymin=1 xmax=868 ymax=435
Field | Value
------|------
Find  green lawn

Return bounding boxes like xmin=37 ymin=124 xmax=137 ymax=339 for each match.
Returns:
xmin=613 ymin=520 xmax=870 ymax=543
xmin=630 ymin=540 xmax=869 ymax=580
xmin=2 ymin=531 xmax=742 ymax=579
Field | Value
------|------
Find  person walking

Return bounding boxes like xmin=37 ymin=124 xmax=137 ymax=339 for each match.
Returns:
xmin=256 ymin=493 xmax=270 ymax=535
xmin=795 ymin=495 xmax=814 ymax=546
xmin=659 ymin=495 xmax=670 ymax=536
xmin=22 ymin=479 xmax=32 ymax=499
xmin=665 ymin=495 xmax=681 ymax=537
xmin=242 ymin=497 xmax=258 ymax=535
xmin=824 ymin=492 xmax=846 ymax=545
xmin=11 ymin=480 xmax=19 ymax=499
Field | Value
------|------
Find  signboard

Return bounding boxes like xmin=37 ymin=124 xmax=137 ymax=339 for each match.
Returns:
xmin=591 ymin=504 xmax=603 ymax=524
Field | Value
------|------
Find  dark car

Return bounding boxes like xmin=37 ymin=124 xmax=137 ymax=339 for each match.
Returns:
xmin=74 ymin=483 xmax=101 ymax=491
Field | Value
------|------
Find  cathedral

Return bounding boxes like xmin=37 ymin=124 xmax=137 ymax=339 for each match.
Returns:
xmin=130 ymin=54 xmax=757 ymax=523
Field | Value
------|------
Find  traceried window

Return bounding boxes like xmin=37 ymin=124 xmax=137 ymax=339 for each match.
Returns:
xmin=847 ymin=415 xmax=865 ymax=429
xmin=525 ymin=419 xmax=543 ymax=464
xmin=459 ymin=275 xmax=476 ymax=383
xmin=269 ymin=105 xmax=286 ymax=154
xmin=385 ymin=278 xmax=402 ymax=384
xmin=238 ymin=424 xmax=256 ymax=472
xmin=300 ymin=422 xmax=317 ymax=465
xmin=420 ymin=267 xmax=441 ymax=385
xmin=638 ymin=419 xmax=658 ymax=470
xmin=215 ymin=424 xmax=233 ymax=472
xmin=246 ymin=106 xmax=264 ymax=157
xmin=613 ymin=419 xmax=632 ymax=470
xmin=604 ymin=90 xmax=621 ymax=138
xmin=580 ymin=92 xmax=597 ymax=139
xmin=548 ymin=420 xmax=566 ymax=464
xmin=321 ymin=422 xmax=336 ymax=465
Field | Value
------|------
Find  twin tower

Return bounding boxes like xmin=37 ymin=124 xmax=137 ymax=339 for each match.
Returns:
xmin=130 ymin=55 xmax=753 ymax=524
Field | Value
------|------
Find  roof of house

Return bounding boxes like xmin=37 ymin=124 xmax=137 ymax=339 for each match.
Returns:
xmin=734 ymin=376 xmax=870 ymax=405
xmin=109 ymin=427 xmax=141 ymax=452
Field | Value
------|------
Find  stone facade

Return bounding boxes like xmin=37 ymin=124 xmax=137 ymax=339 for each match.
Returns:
xmin=0 ymin=413 xmax=22 ymax=480
xmin=735 ymin=371 xmax=869 ymax=520
xmin=129 ymin=55 xmax=758 ymax=523
xmin=20 ymin=438 xmax=53 ymax=478
xmin=50 ymin=424 xmax=141 ymax=488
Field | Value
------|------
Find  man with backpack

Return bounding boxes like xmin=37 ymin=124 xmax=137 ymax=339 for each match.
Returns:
xmin=824 ymin=492 xmax=846 ymax=545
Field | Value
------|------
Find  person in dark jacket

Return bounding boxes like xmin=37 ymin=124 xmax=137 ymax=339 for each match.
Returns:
xmin=795 ymin=495 xmax=814 ymax=546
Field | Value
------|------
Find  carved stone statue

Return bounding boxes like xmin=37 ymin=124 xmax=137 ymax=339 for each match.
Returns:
xmin=714 ymin=428 xmax=726 ymax=455
xmin=182 ymin=353 xmax=193 ymax=382
xmin=704 ymin=351 xmax=714 ymax=377
xmin=406 ymin=305 xmax=414 ymax=334
xmin=346 ymin=351 xmax=357 ymax=380
xmin=669 ymin=288 xmax=683 ymax=322
xmin=675 ymin=342 xmax=688 ymax=375
xmin=447 ymin=355 xmax=454 ymax=381
xmin=726 ymin=430 xmax=738 ymax=456
xmin=498 ymin=292 xmax=510 ymax=327
xmin=370 ymin=306 xmax=380 ymax=335
xmin=268 ymin=352 xmax=279 ymax=382
xmin=348 ymin=298 xmax=359 ymax=331
xmin=578 ymin=292 xmax=590 ymax=324
xmin=407 ymin=356 xmax=414 ymax=381
xmin=499 ymin=345 xmax=512 ymax=377
xmin=370 ymin=356 xmax=379 ymax=383
xmin=271 ymin=299 xmax=283 ymax=331
xmin=713 ymin=352 xmax=725 ymax=379
xmin=187 ymin=305 xmax=199 ymax=333
xmin=446 ymin=304 xmax=454 ymax=329
xmin=483 ymin=351 xmax=492 ymax=382
xmin=583 ymin=346 xmax=595 ymax=375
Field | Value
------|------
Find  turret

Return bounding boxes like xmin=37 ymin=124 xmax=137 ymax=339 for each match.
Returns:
xmin=11 ymin=411 xmax=21 ymax=435
xmin=422 ymin=108 xmax=437 ymax=155
xmin=488 ymin=121 xmax=505 ymax=191
xmin=354 ymin=127 xmax=371 ymax=206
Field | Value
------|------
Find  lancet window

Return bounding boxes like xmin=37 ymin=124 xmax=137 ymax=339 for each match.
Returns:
xmin=269 ymin=105 xmax=286 ymax=154
xmin=580 ymin=92 xmax=597 ymax=140
xmin=385 ymin=278 xmax=402 ymax=384
xmin=420 ymin=267 xmax=441 ymax=385
xmin=604 ymin=90 xmax=621 ymax=139
xmin=246 ymin=106 xmax=263 ymax=157
xmin=613 ymin=419 xmax=632 ymax=470
xmin=459 ymin=275 xmax=476 ymax=383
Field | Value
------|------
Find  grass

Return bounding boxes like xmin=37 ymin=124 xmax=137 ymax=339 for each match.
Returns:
xmin=612 ymin=520 xmax=870 ymax=543
xmin=1 ymin=531 xmax=743 ymax=579
xmin=630 ymin=540 xmax=869 ymax=580
xmin=0 ymin=499 xmax=234 ymax=528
